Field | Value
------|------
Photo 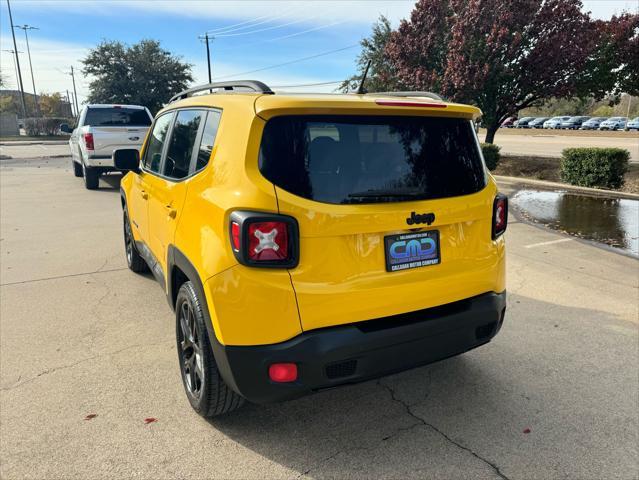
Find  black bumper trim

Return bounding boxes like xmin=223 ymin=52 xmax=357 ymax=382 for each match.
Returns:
xmin=211 ymin=291 xmax=507 ymax=404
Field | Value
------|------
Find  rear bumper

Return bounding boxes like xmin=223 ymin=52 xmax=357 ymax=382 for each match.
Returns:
xmin=211 ymin=291 xmax=506 ymax=404
xmin=84 ymin=154 xmax=114 ymax=168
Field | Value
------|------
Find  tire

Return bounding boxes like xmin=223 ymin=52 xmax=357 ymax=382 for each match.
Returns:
xmin=83 ymin=163 xmax=99 ymax=190
xmin=72 ymin=160 xmax=83 ymax=177
xmin=123 ymin=212 xmax=148 ymax=273
xmin=176 ymin=281 xmax=245 ymax=417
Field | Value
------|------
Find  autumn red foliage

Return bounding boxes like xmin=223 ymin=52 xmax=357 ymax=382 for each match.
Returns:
xmin=385 ymin=0 xmax=638 ymax=143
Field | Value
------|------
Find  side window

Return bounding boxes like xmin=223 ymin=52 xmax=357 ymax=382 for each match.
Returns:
xmin=195 ymin=110 xmax=221 ymax=172
xmin=143 ymin=113 xmax=174 ymax=173
xmin=163 ymin=110 xmax=203 ymax=180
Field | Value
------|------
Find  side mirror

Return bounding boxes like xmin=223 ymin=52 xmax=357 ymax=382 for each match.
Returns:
xmin=114 ymin=149 xmax=140 ymax=173
xmin=59 ymin=123 xmax=72 ymax=134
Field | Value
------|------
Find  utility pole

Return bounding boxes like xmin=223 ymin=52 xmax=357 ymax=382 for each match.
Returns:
xmin=69 ymin=66 xmax=79 ymax=115
xmin=198 ymin=33 xmax=213 ymax=84
xmin=6 ymin=0 xmax=27 ymax=118
xmin=66 ymin=89 xmax=74 ymax=117
xmin=2 ymin=48 xmax=22 ymax=92
xmin=15 ymin=24 xmax=40 ymax=117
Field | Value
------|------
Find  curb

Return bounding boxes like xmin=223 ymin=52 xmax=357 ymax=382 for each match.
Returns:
xmin=0 ymin=141 xmax=68 ymax=146
xmin=494 ymin=175 xmax=639 ymax=200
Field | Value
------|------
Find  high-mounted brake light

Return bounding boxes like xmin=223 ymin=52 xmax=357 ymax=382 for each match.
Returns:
xmin=375 ymin=99 xmax=447 ymax=108
xmin=492 ymin=194 xmax=508 ymax=239
xmin=229 ymin=211 xmax=299 ymax=268
xmin=83 ymin=133 xmax=94 ymax=150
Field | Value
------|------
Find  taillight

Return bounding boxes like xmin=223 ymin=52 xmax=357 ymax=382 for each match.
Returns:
xmin=492 ymin=194 xmax=508 ymax=239
xmin=229 ymin=211 xmax=299 ymax=268
xmin=83 ymin=133 xmax=94 ymax=150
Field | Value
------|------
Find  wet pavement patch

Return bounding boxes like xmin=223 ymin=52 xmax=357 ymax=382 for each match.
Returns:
xmin=511 ymin=189 xmax=639 ymax=256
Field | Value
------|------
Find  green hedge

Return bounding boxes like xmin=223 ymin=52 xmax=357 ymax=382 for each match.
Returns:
xmin=481 ymin=143 xmax=501 ymax=171
xmin=560 ymin=148 xmax=629 ymax=189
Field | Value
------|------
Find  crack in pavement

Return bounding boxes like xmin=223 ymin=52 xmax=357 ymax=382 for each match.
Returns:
xmin=1 ymin=340 xmax=170 ymax=392
xmin=1 ymin=267 xmax=128 ymax=286
xmin=378 ymin=380 xmax=511 ymax=480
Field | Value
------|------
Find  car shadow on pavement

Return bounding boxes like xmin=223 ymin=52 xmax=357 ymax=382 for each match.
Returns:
xmin=207 ymin=293 xmax=637 ymax=479
xmin=97 ymin=173 xmax=123 ymax=191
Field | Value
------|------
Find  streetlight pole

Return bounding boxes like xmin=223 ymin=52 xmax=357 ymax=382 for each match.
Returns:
xmin=15 ymin=24 xmax=40 ymax=117
xmin=5 ymin=0 xmax=27 ymax=118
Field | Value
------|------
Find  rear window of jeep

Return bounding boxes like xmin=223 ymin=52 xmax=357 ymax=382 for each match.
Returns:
xmin=259 ymin=115 xmax=486 ymax=204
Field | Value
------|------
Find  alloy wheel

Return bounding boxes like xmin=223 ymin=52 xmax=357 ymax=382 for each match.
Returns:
xmin=179 ymin=301 xmax=204 ymax=399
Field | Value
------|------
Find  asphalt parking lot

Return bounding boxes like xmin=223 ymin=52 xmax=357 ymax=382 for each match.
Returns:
xmin=1 ymin=156 xmax=638 ymax=479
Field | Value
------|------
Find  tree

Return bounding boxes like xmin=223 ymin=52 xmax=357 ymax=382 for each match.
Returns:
xmin=38 ymin=92 xmax=70 ymax=117
xmin=339 ymin=16 xmax=401 ymax=93
xmin=578 ymin=13 xmax=639 ymax=99
xmin=386 ymin=0 xmax=608 ymax=143
xmin=82 ymin=39 xmax=193 ymax=114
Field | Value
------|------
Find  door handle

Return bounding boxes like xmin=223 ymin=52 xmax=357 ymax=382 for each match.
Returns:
xmin=165 ymin=204 xmax=177 ymax=219
xmin=140 ymin=190 xmax=148 ymax=200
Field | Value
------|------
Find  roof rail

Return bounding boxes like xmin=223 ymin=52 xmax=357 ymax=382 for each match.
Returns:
xmin=367 ymin=91 xmax=443 ymax=101
xmin=169 ymin=80 xmax=274 ymax=103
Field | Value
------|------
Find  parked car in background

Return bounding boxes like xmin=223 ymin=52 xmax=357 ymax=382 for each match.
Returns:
xmin=625 ymin=117 xmax=639 ymax=131
xmin=543 ymin=116 xmax=571 ymax=129
xmin=599 ymin=117 xmax=628 ymax=131
xmin=580 ymin=117 xmax=608 ymax=130
xmin=560 ymin=116 xmax=590 ymax=130
xmin=65 ymin=104 xmax=153 ymax=189
xmin=515 ymin=117 xmax=535 ymax=128
xmin=528 ymin=117 xmax=550 ymax=129
xmin=500 ymin=117 xmax=517 ymax=128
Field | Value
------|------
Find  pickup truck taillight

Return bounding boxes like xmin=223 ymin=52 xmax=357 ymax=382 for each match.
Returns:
xmin=83 ymin=133 xmax=94 ymax=150
xmin=492 ymin=194 xmax=508 ymax=239
xmin=229 ymin=211 xmax=299 ymax=268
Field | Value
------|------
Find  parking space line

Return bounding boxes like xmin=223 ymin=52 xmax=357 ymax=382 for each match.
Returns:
xmin=524 ymin=238 xmax=573 ymax=249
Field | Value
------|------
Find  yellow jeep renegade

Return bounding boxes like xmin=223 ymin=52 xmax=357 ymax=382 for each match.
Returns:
xmin=115 ymin=80 xmax=507 ymax=417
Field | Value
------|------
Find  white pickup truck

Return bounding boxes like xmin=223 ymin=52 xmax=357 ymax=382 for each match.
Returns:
xmin=64 ymin=104 xmax=153 ymax=189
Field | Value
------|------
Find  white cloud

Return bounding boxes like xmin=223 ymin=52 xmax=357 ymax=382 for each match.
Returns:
xmin=9 ymin=0 xmax=415 ymax=26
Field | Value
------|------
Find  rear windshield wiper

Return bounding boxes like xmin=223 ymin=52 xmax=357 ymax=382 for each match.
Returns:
xmin=347 ymin=189 xmax=426 ymax=199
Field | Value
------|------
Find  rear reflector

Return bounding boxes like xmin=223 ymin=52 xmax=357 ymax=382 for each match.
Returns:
xmin=375 ymin=100 xmax=447 ymax=108
xmin=269 ymin=363 xmax=297 ymax=383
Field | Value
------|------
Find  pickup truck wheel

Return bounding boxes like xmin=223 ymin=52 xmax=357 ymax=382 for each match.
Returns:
xmin=123 ymin=212 xmax=147 ymax=273
xmin=83 ymin=164 xmax=99 ymax=190
xmin=72 ymin=160 xmax=83 ymax=177
xmin=176 ymin=281 xmax=245 ymax=417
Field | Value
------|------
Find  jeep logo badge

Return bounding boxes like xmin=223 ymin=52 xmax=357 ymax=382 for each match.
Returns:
xmin=406 ymin=211 xmax=435 ymax=226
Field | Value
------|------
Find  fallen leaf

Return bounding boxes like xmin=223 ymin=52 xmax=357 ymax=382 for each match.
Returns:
xmin=144 ymin=417 xmax=157 ymax=424
xmin=84 ymin=414 xmax=97 ymax=421
xmin=523 ymin=427 xmax=531 ymax=434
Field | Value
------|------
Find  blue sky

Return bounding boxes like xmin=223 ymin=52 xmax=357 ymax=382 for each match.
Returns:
xmin=1 ymin=0 xmax=636 ymax=104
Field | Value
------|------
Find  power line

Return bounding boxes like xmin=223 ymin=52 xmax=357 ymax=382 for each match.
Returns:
xmin=205 ymin=10 xmax=293 ymax=35
xmin=14 ymin=24 xmax=40 ymax=117
xmin=213 ymin=44 xmax=358 ymax=80
xmin=205 ymin=9 xmax=301 ymax=35
xmin=214 ymin=16 xmax=320 ymax=37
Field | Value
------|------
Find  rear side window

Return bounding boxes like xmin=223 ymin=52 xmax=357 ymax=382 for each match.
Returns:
xmin=259 ymin=115 xmax=486 ymax=204
xmin=195 ymin=110 xmax=221 ymax=172
xmin=163 ymin=110 xmax=203 ymax=179
xmin=84 ymin=107 xmax=151 ymax=127
xmin=143 ymin=112 xmax=174 ymax=173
